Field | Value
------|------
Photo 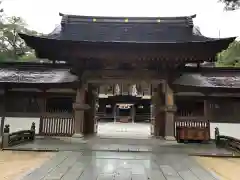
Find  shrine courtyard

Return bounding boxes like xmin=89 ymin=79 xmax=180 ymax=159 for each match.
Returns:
xmin=1 ymin=13 xmax=240 ymax=180
xmin=1 ymin=123 xmax=239 ymax=180
xmin=2 ymin=147 xmax=238 ymax=180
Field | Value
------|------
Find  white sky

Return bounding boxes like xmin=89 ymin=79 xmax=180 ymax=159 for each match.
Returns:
xmin=2 ymin=0 xmax=240 ymax=38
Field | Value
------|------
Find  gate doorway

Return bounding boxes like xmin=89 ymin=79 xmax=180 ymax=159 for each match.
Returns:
xmin=97 ymin=122 xmax=151 ymax=139
xmin=96 ymin=101 xmax=151 ymax=138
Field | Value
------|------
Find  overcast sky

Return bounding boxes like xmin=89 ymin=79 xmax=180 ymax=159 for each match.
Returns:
xmin=2 ymin=0 xmax=240 ymax=38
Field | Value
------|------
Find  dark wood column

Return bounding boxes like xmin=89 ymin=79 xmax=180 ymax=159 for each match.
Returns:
xmin=83 ymin=84 xmax=96 ymax=135
xmin=164 ymin=81 xmax=177 ymax=140
xmin=131 ymin=105 xmax=135 ymax=123
xmin=72 ymin=84 xmax=90 ymax=138
xmin=0 ymin=88 xmax=6 ymax=137
xmin=204 ymin=100 xmax=209 ymax=120
xmin=151 ymin=83 xmax=165 ymax=137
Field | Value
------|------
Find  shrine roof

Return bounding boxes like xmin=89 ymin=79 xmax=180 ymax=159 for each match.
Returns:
xmin=18 ymin=13 xmax=236 ymax=62
xmin=174 ymin=73 xmax=240 ymax=89
xmin=51 ymin=13 xmax=218 ymax=43
xmin=0 ymin=67 xmax=77 ymax=84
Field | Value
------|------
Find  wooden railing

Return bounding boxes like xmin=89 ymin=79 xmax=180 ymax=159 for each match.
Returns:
xmin=175 ymin=116 xmax=210 ymax=143
xmin=215 ymin=127 xmax=240 ymax=153
xmin=1 ymin=122 xmax=35 ymax=148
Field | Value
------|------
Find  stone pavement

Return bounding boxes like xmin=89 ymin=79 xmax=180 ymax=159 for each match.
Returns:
xmin=20 ymin=151 xmax=220 ymax=180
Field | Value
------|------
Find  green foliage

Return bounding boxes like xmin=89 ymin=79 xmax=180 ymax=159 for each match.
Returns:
xmin=18 ymin=52 xmax=36 ymax=61
xmin=0 ymin=16 xmax=38 ymax=61
xmin=216 ymin=41 xmax=240 ymax=67
xmin=220 ymin=0 xmax=240 ymax=10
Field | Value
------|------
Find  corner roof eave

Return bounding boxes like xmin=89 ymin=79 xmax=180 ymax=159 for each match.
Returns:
xmin=19 ymin=33 xmax=236 ymax=47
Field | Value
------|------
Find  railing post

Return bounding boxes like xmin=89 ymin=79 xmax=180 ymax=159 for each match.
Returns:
xmin=2 ymin=124 xmax=10 ymax=148
xmin=31 ymin=122 xmax=36 ymax=140
xmin=215 ymin=127 xmax=220 ymax=147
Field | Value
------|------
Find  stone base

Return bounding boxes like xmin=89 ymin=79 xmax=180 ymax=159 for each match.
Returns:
xmin=164 ymin=136 xmax=176 ymax=141
xmin=72 ymin=133 xmax=84 ymax=138
xmin=71 ymin=133 xmax=86 ymax=143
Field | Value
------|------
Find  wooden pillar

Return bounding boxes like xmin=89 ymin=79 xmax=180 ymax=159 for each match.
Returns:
xmin=151 ymin=83 xmax=165 ymax=137
xmin=84 ymin=84 xmax=95 ymax=135
xmin=204 ymin=100 xmax=208 ymax=120
xmin=113 ymin=104 xmax=117 ymax=122
xmin=39 ymin=89 xmax=47 ymax=135
xmin=93 ymin=89 xmax=98 ymax=133
xmin=164 ymin=81 xmax=177 ymax=141
xmin=131 ymin=105 xmax=135 ymax=123
xmin=72 ymin=84 xmax=90 ymax=138
xmin=0 ymin=88 xmax=6 ymax=137
xmin=151 ymin=87 xmax=157 ymax=136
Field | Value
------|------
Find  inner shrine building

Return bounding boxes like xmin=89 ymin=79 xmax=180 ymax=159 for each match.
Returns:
xmin=1 ymin=13 xmax=236 ymax=140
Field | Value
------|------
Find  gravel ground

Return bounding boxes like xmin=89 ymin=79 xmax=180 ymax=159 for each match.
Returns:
xmin=195 ymin=156 xmax=240 ymax=180
xmin=0 ymin=151 xmax=54 ymax=180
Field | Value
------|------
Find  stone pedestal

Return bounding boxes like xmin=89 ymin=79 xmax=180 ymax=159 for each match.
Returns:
xmin=72 ymin=87 xmax=90 ymax=138
xmin=164 ymin=82 xmax=177 ymax=141
xmin=72 ymin=133 xmax=84 ymax=138
xmin=164 ymin=106 xmax=177 ymax=141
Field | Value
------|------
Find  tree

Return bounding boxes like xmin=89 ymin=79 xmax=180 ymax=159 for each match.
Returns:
xmin=216 ymin=41 xmax=240 ymax=67
xmin=0 ymin=16 xmax=37 ymax=61
xmin=0 ymin=1 xmax=3 ymax=15
xmin=220 ymin=0 xmax=240 ymax=10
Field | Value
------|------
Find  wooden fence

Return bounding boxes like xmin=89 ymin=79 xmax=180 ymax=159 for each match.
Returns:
xmin=39 ymin=113 xmax=74 ymax=136
xmin=175 ymin=116 xmax=210 ymax=142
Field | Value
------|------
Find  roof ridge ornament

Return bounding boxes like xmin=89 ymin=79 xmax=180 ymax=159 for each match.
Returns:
xmin=190 ymin=14 xmax=197 ymax=19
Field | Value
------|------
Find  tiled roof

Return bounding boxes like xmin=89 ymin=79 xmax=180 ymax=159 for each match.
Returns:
xmin=54 ymin=13 xmax=216 ymax=43
xmin=174 ymin=73 xmax=240 ymax=88
xmin=0 ymin=68 xmax=77 ymax=84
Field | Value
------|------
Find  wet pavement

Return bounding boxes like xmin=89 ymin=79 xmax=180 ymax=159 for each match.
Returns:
xmin=6 ymin=136 xmax=229 ymax=155
xmin=20 ymin=151 xmax=220 ymax=180
xmin=8 ymin=122 xmax=228 ymax=179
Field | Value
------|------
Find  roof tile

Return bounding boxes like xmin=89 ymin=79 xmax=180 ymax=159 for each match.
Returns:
xmin=0 ymin=68 xmax=77 ymax=84
xmin=174 ymin=73 xmax=240 ymax=88
xmin=52 ymin=14 xmax=213 ymax=43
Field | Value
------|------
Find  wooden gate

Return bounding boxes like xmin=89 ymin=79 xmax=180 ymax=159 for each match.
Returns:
xmin=39 ymin=113 xmax=75 ymax=136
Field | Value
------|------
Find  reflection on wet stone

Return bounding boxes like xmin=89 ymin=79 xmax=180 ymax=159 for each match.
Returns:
xmin=21 ymin=151 xmax=218 ymax=180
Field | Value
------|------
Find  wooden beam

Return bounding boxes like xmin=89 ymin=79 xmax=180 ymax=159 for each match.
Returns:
xmin=86 ymin=79 xmax=163 ymax=84
xmin=81 ymin=69 xmax=164 ymax=84
xmin=82 ymin=69 xmax=163 ymax=79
